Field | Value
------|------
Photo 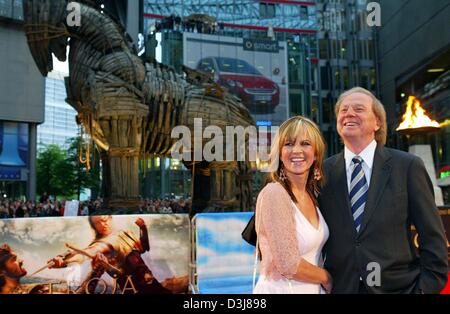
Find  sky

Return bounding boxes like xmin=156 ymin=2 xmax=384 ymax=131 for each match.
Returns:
xmin=51 ymin=33 xmax=162 ymax=75
xmin=52 ymin=53 xmax=69 ymax=75
xmin=195 ymin=212 xmax=256 ymax=279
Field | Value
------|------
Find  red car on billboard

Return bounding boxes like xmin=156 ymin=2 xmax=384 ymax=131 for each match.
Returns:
xmin=196 ymin=57 xmax=280 ymax=110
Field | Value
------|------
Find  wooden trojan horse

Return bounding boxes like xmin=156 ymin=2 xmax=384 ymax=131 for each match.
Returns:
xmin=23 ymin=0 xmax=254 ymax=213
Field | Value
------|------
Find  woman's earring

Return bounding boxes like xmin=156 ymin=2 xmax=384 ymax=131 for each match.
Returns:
xmin=313 ymin=168 xmax=321 ymax=181
xmin=279 ymin=166 xmax=287 ymax=182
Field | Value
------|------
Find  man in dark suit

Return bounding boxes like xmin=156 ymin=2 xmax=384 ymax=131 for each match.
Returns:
xmin=319 ymin=87 xmax=448 ymax=294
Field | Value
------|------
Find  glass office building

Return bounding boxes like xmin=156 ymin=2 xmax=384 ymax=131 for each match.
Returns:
xmin=376 ymin=0 xmax=450 ymax=203
xmin=140 ymin=0 xmax=378 ymax=198
xmin=143 ymin=0 xmax=377 ymax=151
xmin=142 ymin=0 xmax=321 ymax=198
xmin=316 ymin=0 xmax=377 ymax=153
xmin=144 ymin=0 xmax=319 ymax=122
xmin=37 ymin=71 xmax=78 ymax=151
xmin=0 ymin=0 xmax=44 ymax=200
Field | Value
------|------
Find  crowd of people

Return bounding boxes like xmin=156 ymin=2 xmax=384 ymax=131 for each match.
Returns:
xmin=0 ymin=199 xmax=63 ymax=218
xmin=140 ymin=198 xmax=191 ymax=214
xmin=0 ymin=196 xmax=191 ymax=219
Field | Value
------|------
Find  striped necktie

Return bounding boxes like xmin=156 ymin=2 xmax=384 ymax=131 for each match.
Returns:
xmin=349 ymin=156 xmax=368 ymax=233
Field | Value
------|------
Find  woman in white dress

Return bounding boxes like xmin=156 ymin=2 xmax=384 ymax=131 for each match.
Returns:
xmin=253 ymin=116 xmax=332 ymax=294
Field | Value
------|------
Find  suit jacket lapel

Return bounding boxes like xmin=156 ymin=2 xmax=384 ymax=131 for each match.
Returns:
xmin=357 ymin=145 xmax=392 ymax=237
xmin=332 ymin=153 xmax=357 ymax=235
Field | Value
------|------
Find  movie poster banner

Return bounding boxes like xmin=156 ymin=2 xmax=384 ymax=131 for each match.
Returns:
xmin=0 ymin=214 xmax=190 ymax=294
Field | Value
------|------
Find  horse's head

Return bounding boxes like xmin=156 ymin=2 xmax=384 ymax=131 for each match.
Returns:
xmin=23 ymin=0 xmax=70 ymax=76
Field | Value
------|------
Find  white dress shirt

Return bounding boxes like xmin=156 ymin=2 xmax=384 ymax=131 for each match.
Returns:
xmin=344 ymin=140 xmax=377 ymax=193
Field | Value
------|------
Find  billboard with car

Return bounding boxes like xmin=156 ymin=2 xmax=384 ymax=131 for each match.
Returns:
xmin=183 ymin=33 xmax=289 ymax=126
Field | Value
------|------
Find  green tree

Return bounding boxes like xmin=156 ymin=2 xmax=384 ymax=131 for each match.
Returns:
xmin=36 ymin=144 xmax=76 ymax=198
xmin=65 ymin=136 xmax=101 ymax=200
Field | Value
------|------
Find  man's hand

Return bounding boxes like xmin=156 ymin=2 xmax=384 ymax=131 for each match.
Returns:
xmin=91 ymin=252 xmax=108 ymax=272
xmin=48 ymin=256 xmax=66 ymax=268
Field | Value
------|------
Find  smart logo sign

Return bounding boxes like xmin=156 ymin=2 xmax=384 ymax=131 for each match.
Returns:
xmin=243 ymin=39 xmax=279 ymax=53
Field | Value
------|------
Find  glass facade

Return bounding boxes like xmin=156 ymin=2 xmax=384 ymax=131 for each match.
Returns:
xmin=316 ymin=0 xmax=377 ymax=154
xmin=37 ymin=72 xmax=78 ymax=151
xmin=143 ymin=0 xmax=376 ymax=150
xmin=0 ymin=0 xmax=23 ymax=21
xmin=142 ymin=0 xmax=324 ymax=198
xmin=144 ymin=1 xmax=320 ymax=123
xmin=140 ymin=0 xmax=378 ymax=198
xmin=141 ymin=157 xmax=192 ymax=199
xmin=144 ymin=0 xmax=317 ymax=30
xmin=0 ymin=121 xmax=29 ymax=200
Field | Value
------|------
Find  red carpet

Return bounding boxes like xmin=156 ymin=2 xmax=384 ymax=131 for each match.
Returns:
xmin=441 ymin=273 xmax=450 ymax=294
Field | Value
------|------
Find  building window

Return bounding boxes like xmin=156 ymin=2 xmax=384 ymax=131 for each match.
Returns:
xmin=320 ymin=66 xmax=330 ymax=90
xmin=339 ymin=40 xmax=347 ymax=59
xmin=357 ymin=10 xmax=367 ymax=32
xmin=322 ymin=96 xmax=332 ymax=124
xmin=300 ymin=5 xmax=308 ymax=20
xmin=324 ymin=9 xmax=344 ymax=32
xmin=370 ymin=68 xmax=377 ymax=89
xmin=334 ymin=69 xmax=341 ymax=90
xmin=319 ymin=41 xmax=328 ymax=59
xmin=358 ymin=40 xmax=371 ymax=60
xmin=360 ymin=68 xmax=370 ymax=89
xmin=260 ymin=2 xmax=276 ymax=19
xmin=289 ymin=92 xmax=304 ymax=116
xmin=342 ymin=67 xmax=349 ymax=90
xmin=0 ymin=0 xmax=23 ymax=21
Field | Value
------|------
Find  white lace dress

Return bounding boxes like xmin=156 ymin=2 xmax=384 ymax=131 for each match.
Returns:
xmin=254 ymin=202 xmax=329 ymax=294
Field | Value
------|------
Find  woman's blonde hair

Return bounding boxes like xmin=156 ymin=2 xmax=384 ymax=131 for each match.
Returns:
xmin=267 ymin=116 xmax=326 ymax=204
xmin=335 ymin=87 xmax=387 ymax=146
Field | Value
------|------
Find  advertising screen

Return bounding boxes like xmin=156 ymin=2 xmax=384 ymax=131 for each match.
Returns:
xmin=183 ymin=33 xmax=289 ymax=126
xmin=0 ymin=121 xmax=28 ymax=167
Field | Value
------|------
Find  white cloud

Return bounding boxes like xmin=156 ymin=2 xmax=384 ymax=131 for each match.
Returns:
xmin=197 ymin=252 xmax=256 ymax=278
xmin=193 ymin=216 xmax=256 ymax=280
xmin=196 ymin=217 xmax=248 ymax=247
xmin=4 ymin=217 xmax=91 ymax=246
